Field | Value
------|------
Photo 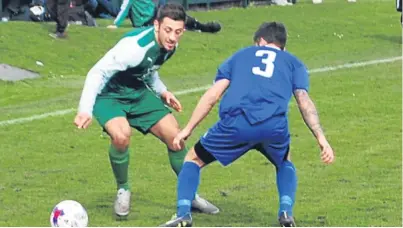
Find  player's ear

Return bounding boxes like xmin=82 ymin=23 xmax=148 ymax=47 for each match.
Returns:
xmin=257 ymin=37 xmax=267 ymax=46
xmin=154 ymin=20 xmax=160 ymax=32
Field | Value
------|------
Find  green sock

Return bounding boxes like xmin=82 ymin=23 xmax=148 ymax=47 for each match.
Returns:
xmin=168 ymin=147 xmax=187 ymax=176
xmin=109 ymin=144 xmax=130 ymax=190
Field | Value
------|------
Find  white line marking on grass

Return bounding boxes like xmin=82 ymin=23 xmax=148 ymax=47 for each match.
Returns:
xmin=309 ymin=56 xmax=402 ymax=73
xmin=0 ymin=108 xmax=75 ymax=126
xmin=0 ymin=56 xmax=401 ymax=127
xmin=174 ymin=85 xmax=212 ymax=95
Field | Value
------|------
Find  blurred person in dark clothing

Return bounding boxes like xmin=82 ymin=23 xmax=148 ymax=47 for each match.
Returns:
xmin=47 ymin=0 xmax=69 ymax=38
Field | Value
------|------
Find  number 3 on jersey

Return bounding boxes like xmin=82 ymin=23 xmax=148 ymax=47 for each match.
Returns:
xmin=252 ymin=50 xmax=277 ymax=78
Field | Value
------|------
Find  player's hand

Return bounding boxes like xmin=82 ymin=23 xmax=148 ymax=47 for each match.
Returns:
xmin=74 ymin=113 xmax=92 ymax=129
xmin=161 ymin=91 xmax=182 ymax=112
xmin=173 ymin=128 xmax=192 ymax=150
xmin=107 ymin=25 xmax=117 ymax=29
xmin=317 ymin=136 xmax=335 ymax=164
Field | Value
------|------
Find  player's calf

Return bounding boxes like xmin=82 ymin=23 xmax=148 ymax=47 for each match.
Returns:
xmin=104 ymin=117 xmax=132 ymax=217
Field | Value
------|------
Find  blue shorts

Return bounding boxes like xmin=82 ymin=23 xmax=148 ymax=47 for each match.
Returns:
xmin=199 ymin=113 xmax=290 ymax=168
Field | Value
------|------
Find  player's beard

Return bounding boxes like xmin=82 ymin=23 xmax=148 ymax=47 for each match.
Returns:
xmin=155 ymin=29 xmax=167 ymax=50
xmin=164 ymin=41 xmax=175 ymax=51
xmin=156 ymin=33 xmax=170 ymax=51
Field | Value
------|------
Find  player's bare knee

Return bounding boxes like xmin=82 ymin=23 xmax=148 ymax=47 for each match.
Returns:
xmin=166 ymin=127 xmax=182 ymax=151
xmin=152 ymin=115 xmax=181 ymax=151
xmin=166 ymin=139 xmax=181 ymax=152
xmin=111 ymin=133 xmax=130 ymax=151
xmin=286 ymin=152 xmax=291 ymax=161
xmin=185 ymin=147 xmax=205 ymax=167
xmin=112 ymin=135 xmax=130 ymax=151
xmin=105 ymin=117 xmax=131 ymax=151
xmin=162 ymin=130 xmax=178 ymax=151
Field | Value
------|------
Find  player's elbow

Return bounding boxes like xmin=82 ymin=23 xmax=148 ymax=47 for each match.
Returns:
xmin=203 ymin=91 xmax=219 ymax=107
xmin=208 ymin=93 xmax=219 ymax=106
xmin=86 ymin=68 xmax=102 ymax=81
xmin=207 ymin=80 xmax=229 ymax=103
xmin=294 ymin=89 xmax=309 ymax=103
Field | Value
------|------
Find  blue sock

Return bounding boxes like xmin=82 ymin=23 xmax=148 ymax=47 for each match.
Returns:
xmin=177 ymin=162 xmax=201 ymax=217
xmin=276 ymin=160 xmax=297 ymax=217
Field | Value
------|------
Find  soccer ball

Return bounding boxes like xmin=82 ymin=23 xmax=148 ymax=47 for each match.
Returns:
xmin=50 ymin=200 xmax=88 ymax=227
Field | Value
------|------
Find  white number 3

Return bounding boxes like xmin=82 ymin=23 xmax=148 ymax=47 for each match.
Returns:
xmin=252 ymin=50 xmax=277 ymax=78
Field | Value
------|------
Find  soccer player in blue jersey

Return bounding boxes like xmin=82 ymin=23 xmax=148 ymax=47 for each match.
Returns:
xmin=160 ymin=21 xmax=335 ymax=227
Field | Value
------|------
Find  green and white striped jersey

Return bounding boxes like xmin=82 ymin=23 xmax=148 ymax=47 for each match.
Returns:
xmin=78 ymin=26 xmax=176 ymax=115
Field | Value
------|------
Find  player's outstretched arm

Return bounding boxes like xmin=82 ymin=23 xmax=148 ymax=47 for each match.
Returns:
xmin=74 ymin=67 xmax=111 ymax=129
xmin=184 ymin=79 xmax=230 ymax=132
xmin=146 ymin=72 xmax=182 ymax=112
xmin=294 ymin=89 xmax=324 ymax=138
xmin=75 ymin=39 xmax=144 ymax=129
xmin=294 ymin=89 xmax=335 ymax=164
xmin=173 ymin=79 xmax=230 ymax=149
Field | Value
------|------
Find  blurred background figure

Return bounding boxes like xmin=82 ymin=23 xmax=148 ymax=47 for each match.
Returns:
xmin=46 ymin=0 xmax=69 ymax=38
xmin=106 ymin=0 xmax=221 ymax=33
xmin=272 ymin=0 xmax=293 ymax=6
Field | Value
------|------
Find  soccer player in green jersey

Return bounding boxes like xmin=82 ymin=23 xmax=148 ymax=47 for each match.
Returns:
xmin=73 ymin=3 xmax=219 ymax=217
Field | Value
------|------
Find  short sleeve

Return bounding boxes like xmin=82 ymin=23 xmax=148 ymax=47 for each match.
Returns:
xmin=215 ymin=55 xmax=234 ymax=82
xmin=292 ymin=65 xmax=309 ymax=92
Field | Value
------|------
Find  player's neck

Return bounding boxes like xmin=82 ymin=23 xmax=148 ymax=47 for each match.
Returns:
xmin=264 ymin=43 xmax=281 ymax=50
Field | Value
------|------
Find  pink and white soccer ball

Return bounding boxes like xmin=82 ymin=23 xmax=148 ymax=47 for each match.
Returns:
xmin=50 ymin=200 xmax=88 ymax=227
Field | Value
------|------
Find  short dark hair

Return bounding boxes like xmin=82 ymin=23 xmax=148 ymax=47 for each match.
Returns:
xmin=253 ymin=22 xmax=287 ymax=49
xmin=156 ymin=3 xmax=187 ymax=23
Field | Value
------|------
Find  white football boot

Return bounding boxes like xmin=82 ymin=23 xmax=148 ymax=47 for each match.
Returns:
xmin=114 ymin=188 xmax=131 ymax=216
xmin=191 ymin=194 xmax=220 ymax=214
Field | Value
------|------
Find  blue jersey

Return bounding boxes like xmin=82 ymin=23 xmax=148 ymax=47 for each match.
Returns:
xmin=215 ymin=45 xmax=309 ymax=125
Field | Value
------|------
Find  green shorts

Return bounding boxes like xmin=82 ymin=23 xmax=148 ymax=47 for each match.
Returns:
xmin=93 ymin=88 xmax=171 ymax=134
